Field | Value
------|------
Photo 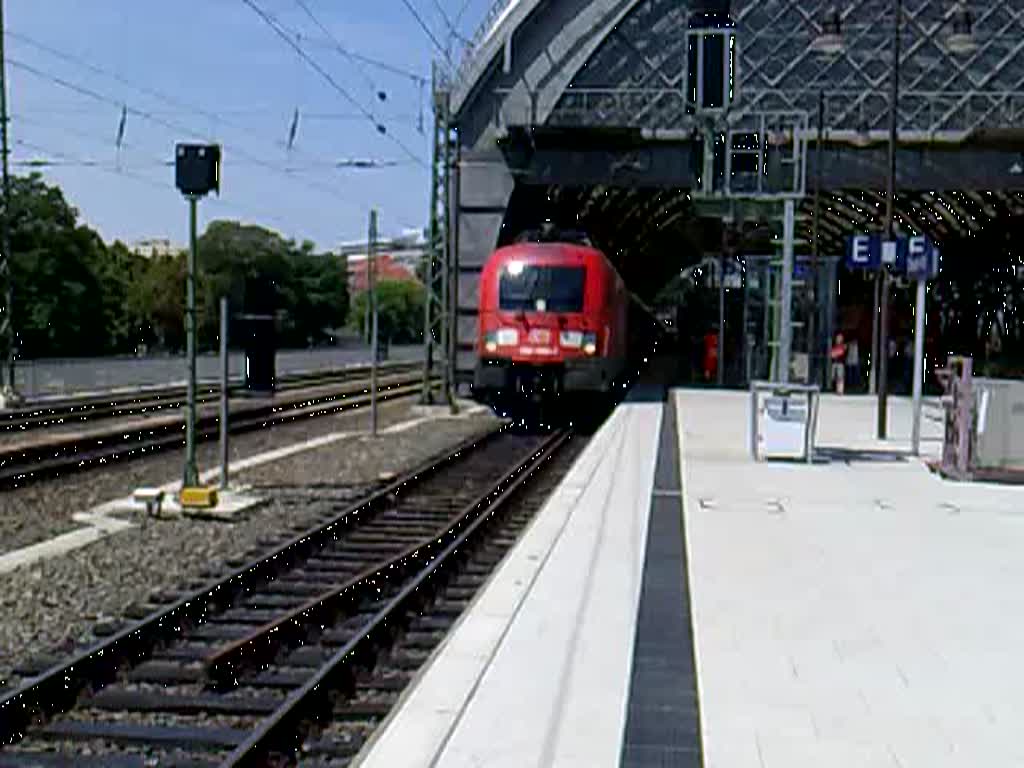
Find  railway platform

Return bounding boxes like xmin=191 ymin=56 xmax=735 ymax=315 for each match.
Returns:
xmin=353 ymin=389 xmax=1024 ymax=768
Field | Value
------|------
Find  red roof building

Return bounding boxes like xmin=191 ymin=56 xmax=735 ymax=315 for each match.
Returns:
xmin=347 ymin=253 xmax=419 ymax=294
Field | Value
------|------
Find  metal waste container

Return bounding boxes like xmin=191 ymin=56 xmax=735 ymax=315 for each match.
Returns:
xmin=750 ymin=382 xmax=819 ymax=462
xmin=974 ymin=378 xmax=1024 ymax=470
xmin=237 ymin=314 xmax=276 ymax=395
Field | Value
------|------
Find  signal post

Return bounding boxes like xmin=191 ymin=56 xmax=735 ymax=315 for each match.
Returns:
xmin=174 ymin=143 xmax=221 ymax=509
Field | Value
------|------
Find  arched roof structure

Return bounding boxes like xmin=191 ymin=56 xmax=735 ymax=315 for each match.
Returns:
xmin=445 ymin=0 xmax=1024 ymax=379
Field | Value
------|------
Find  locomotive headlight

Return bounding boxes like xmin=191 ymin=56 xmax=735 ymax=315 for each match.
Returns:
xmin=582 ymin=332 xmax=598 ymax=356
xmin=507 ymin=260 xmax=525 ymax=277
xmin=496 ymin=328 xmax=519 ymax=346
xmin=484 ymin=332 xmax=498 ymax=353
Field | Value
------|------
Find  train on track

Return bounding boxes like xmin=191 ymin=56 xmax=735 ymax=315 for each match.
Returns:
xmin=472 ymin=229 xmax=666 ymax=419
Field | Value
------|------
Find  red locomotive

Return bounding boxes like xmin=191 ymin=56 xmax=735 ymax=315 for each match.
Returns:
xmin=473 ymin=230 xmax=660 ymax=411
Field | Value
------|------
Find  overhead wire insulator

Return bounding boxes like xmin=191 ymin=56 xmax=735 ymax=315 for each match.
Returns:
xmin=115 ymin=104 xmax=127 ymax=149
xmin=114 ymin=104 xmax=128 ymax=172
xmin=417 ymin=78 xmax=425 ymax=135
xmin=287 ymin=108 xmax=300 ymax=150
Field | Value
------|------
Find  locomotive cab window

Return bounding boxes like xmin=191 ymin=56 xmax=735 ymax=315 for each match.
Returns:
xmin=499 ymin=265 xmax=585 ymax=313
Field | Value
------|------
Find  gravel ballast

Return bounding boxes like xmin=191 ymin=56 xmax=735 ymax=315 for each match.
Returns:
xmin=0 ymin=393 xmax=440 ymax=554
xmin=0 ymin=402 xmax=501 ymax=688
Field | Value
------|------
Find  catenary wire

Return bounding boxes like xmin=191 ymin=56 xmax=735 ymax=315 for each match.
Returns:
xmin=8 ymin=58 xmax=373 ymax=213
xmin=241 ymin=0 xmax=428 ymax=168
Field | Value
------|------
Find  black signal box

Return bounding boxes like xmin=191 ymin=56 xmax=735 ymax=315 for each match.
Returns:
xmin=175 ymin=144 xmax=221 ymax=196
xmin=236 ymin=314 xmax=276 ymax=396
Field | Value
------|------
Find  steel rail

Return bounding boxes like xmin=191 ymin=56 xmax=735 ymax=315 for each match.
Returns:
xmin=0 ymin=360 xmax=423 ymax=432
xmin=0 ymin=372 xmax=438 ymax=486
xmin=204 ymin=427 xmax=567 ymax=681
xmin=0 ymin=422 xmax=510 ymax=747
xmin=221 ymin=427 xmax=571 ymax=767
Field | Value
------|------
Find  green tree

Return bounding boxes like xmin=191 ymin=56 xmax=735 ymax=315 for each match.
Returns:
xmin=196 ymin=220 xmax=290 ymax=346
xmin=3 ymin=176 xmax=349 ymax=359
xmin=349 ymin=279 xmax=425 ymax=344
xmin=8 ymin=174 xmax=118 ymax=357
xmin=98 ymin=240 xmax=152 ymax=353
xmin=127 ymin=250 xmax=186 ymax=352
xmin=279 ymin=248 xmax=349 ymax=347
xmin=196 ymin=220 xmax=348 ymax=349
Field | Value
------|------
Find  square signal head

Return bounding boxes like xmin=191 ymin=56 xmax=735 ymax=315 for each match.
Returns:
xmin=175 ymin=143 xmax=221 ymax=196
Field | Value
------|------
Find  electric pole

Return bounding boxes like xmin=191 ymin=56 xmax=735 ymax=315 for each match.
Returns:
xmin=878 ymin=0 xmax=901 ymax=439
xmin=0 ymin=0 xmax=17 ymax=407
xmin=368 ymin=208 xmax=379 ymax=436
xmin=810 ymin=90 xmax=824 ymax=388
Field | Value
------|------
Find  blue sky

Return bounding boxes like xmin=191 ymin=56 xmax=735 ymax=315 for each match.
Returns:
xmin=7 ymin=0 xmax=494 ymax=249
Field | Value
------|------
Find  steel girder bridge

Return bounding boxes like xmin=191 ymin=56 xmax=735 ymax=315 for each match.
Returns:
xmin=418 ymin=0 xmax=1024 ymax=394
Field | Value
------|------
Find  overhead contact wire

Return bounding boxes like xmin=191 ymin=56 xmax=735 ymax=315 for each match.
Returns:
xmin=241 ymin=0 xmax=427 ymax=168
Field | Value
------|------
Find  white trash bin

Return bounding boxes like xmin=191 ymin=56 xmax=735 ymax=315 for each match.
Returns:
xmin=750 ymin=382 xmax=820 ymax=462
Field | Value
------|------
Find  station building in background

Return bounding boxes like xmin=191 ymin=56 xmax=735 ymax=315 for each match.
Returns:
xmin=340 ymin=228 xmax=426 ymax=295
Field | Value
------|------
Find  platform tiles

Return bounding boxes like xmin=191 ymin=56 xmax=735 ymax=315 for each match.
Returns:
xmin=679 ymin=390 xmax=1024 ymax=768
xmin=354 ymin=394 xmax=703 ymax=768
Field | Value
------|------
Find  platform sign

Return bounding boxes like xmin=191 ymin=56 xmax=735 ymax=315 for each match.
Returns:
xmin=881 ymin=239 xmax=899 ymax=267
xmin=906 ymin=236 xmax=940 ymax=281
xmin=845 ymin=234 xmax=938 ymax=279
xmin=846 ymin=234 xmax=880 ymax=269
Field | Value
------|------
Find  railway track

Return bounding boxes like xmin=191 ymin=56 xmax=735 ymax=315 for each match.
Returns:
xmin=0 ymin=425 xmax=578 ymax=767
xmin=0 ymin=361 xmax=423 ymax=433
xmin=0 ymin=368 xmax=435 ymax=487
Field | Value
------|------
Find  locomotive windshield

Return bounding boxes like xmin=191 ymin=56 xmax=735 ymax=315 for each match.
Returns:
xmin=499 ymin=265 xmax=585 ymax=313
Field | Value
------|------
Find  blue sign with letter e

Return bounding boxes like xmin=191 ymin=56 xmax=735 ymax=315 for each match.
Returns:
xmin=846 ymin=234 xmax=880 ymax=270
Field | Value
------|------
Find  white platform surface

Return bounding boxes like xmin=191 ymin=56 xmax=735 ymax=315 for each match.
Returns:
xmin=680 ymin=391 xmax=1024 ymax=768
xmin=355 ymin=399 xmax=664 ymax=768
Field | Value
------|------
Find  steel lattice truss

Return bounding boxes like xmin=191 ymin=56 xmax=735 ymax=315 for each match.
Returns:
xmin=452 ymin=1 xmax=1024 ymax=251
xmin=738 ymin=0 xmax=1024 ymax=136
xmin=464 ymin=0 xmax=1024 ymax=135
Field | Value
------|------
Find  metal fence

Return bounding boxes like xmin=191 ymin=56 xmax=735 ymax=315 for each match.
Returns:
xmin=11 ymin=345 xmax=424 ymax=400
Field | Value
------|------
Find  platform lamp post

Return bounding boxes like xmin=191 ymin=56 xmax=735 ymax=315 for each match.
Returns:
xmin=810 ymin=90 xmax=825 ymax=388
xmin=878 ymin=1 xmax=976 ymax=439
xmin=876 ymin=0 xmax=904 ymax=440
xmin=174 ymin=143 xmax=221 ymax=507
xmin=811 ymin=9 xmax=843 ymax=390
xmin=813 ymin=10 xmax=911 ymax=401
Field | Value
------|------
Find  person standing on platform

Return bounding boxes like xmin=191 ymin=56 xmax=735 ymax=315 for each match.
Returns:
xmin=830 ymin=332 xmax=847 ymax=395
xmin=846 ymin=338 xmax=861 ymax=392
xmin=702 ymin=328 xmax=719 ymax=384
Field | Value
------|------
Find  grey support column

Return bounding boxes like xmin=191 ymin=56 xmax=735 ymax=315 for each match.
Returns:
xmin=454 ymin=150 xmax=515 ymax=385
xmin=779 ymin=198 xmax=795 ymax=384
